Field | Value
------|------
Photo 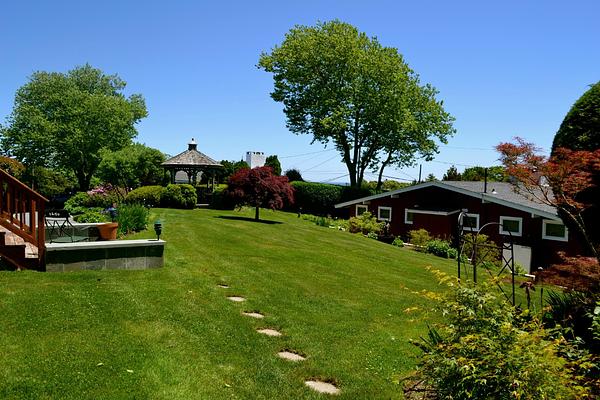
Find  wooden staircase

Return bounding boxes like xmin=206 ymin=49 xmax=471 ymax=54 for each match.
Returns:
xmin=0 ymin=169 xmax=47 ymax=271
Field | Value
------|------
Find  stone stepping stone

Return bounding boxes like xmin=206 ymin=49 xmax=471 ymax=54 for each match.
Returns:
xmin=227 ymin=296 xmax=246 ymax=302
xmin=305 ymin=380 xmax=340 ymax=395
xmin=277 ymin=351 xmax=305 ymax=362
xmin=217 ymin=284 xmax=229 ymax=289
xmin=242 ymin=311 xmax=264 ymax=319
xmin=256 ymin=328 xmax=282 ymax=337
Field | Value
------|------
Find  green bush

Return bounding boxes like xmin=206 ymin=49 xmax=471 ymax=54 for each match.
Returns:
xmin=211 ymin=186 xmax=236 ymax=210
xmin=392 ymin=237 xmax=404 ymax=247
xmin=410 ymin=274 xmax=585 ymax=399
xmin=446 ymin=247 xmax=458 ymax=259
xmin=426 ymin=239 xmax=452 ymax=258
xmin=408 ymin=229 xmax=431 ymax=250
xmin=64 ymin=186 xmax=122 ymax=215
xmin=125 ymin=185 xmax=166 ymax=207
xmin=117 ymin=204 xmax=149 ymax=235
xmin=72 ymin=208 xmax=108 ymax=223
xmin=461 ymin=233 xmax=500 ymax=266
xmin=290 ymin=181 xmax=344 ymax=215
xmin=163 ymin=184 xmax=197 ymax=209
xmin=348 ymin=212 xmax=383 ymax=235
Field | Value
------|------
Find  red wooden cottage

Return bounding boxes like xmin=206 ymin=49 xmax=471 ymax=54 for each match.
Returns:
xmin=335 ymin=181 xmax=585 ymax=272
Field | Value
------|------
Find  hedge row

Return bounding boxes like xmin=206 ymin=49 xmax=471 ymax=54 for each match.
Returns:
xmin=125 ymin=184 xmax=197 ymax=209
xmin=289 ymin=181 xmax=374 ymax=215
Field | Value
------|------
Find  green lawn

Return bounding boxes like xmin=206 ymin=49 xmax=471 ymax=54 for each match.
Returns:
xmin=1 ymin=208 xmax=469 ymax=399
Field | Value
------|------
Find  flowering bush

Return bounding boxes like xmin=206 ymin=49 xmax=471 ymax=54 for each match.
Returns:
xmin=407 ymin=271 xmax=588 ymax=399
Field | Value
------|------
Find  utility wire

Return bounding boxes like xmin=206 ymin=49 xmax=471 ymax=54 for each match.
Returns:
xmin=279 ymin=148 xmax=336 ymax=159
xmin=303 ymin=155 xmax=340 ymax=172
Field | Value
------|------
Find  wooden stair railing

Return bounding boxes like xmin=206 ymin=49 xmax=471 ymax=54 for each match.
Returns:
xmin=0 ymin=168 xmax=48 ymax=270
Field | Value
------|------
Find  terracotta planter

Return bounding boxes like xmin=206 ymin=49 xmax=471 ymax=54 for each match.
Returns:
xmin=98 ymin=222 xmax=118 ymax=240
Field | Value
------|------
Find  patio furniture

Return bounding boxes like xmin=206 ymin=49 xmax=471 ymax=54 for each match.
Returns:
xmin=45 ymin=209 xmax=89 ymax=243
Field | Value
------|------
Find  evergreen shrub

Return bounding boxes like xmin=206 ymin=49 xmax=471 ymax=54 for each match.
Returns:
xmin=163 ymin=184 xmax=197 ymax=209
xmin=125 ymin=185 xmax=166 ymax=207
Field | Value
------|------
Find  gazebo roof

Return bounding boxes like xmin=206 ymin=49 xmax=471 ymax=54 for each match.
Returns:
xmin=162 ymin=138 xmax=223 ymax=168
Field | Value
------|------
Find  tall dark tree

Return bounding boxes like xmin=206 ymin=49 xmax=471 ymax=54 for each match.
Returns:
xmin=264 ymin=155 xmax=282 ymax=175
xmin=259 ymin=21 xmax=454 ymax=188
xmin=443 ymin=165 xmax=461 ymax=181
xmin=0 ymin=64 xmax=147 ymax=190
xmin=552 ymin=82 xmax=600 ymax=152
xmin=227 ymin=166 xmax=294 ymax=221
xmin=551 ymin=82 xmax=600 ymax=251
xmin=284 ymin=168 xmax=304 ymax=182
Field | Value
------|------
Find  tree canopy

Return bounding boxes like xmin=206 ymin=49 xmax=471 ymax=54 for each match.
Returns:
xmin=264 ymin=155 xmax=282 ymax=175
xmin=552 ymin=81 xmax=600 ymax=152
xmin=442 ymin=165 xmax=461 ymax=181
xmin=0 ymin=64 xmax=147 ymax=190
xmin=96 ymin=143 xmax=166 ymax=189
xmin=284 ymin=168 xmax=303 ymax=182
xmin=461 ymin=166 xmax=507 ymax=182
xmin=497 ymin=138 xmax=600 ymax=263
xmin=258 ymin=20 xmax=455 ymax=189
xmin=227 ymin=166 xmax=294 ymax=221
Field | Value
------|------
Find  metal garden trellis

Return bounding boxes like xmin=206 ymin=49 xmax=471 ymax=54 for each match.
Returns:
xmin=456 ymin=210 xmax=518 ymax=306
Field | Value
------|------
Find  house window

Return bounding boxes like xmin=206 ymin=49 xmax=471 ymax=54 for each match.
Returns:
xmin=356 ymin=204 xmax=368 ymax=216
xmin=404 ymin=209 xmax=414 ymax=224
xmin=499 ymin=216 xmax=522 ymax=237
xmin=378 ymin=206 xmax=392 ymax=221
xmin=462 ymin=213 xmax=480 ymax=232
xmin=542 ymin=220 xmax=568 ymax=242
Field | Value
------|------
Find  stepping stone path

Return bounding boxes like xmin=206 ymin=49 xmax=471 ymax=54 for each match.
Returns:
xmin=224 ymin=288 xmax=339 ymax=393
xmin=305 ymin=380 xmax=340 ymax=395
xmin=256 ymin=328 xmax=282 ymax=337
xmin=242 ymin=311 xmax=264 ymax=319
xmin=277 ymin=351 xmax=305 ymax=362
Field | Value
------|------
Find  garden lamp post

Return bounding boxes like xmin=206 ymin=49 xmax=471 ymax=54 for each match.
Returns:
xmin=154 ymin=220 xmax=162 ymax=240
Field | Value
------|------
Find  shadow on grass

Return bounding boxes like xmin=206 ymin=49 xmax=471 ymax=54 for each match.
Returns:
xmin=215 ymin=216 xmax=283 ymax=225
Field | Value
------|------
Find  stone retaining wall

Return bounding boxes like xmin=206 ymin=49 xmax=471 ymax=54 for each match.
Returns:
xmin=46 ymin=240 xmax=165 ymax=272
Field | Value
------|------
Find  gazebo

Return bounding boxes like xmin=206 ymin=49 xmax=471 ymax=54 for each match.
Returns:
xmin=162 ymin=138 xmax=223 ymax=189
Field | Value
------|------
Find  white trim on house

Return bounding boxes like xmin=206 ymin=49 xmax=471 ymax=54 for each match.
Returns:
xmin=462 ymin=213 xmax=480 ymax=232
xmin=378 ymin=206 xmax=392 ymax=221
xmin=404 ymin=209 xmax=414 ymax=224
xmin=355 ymin=204 xmax=368 ymax=216
xmin=334 ymin=181 xmax=558 ymax=219
xmin=542 ymin=219 xmax=569 ymax=242
xmin=405 ymin=208 xmax=461 ymax=216
xmin=499 ymin=216 xmax=523 ymax=237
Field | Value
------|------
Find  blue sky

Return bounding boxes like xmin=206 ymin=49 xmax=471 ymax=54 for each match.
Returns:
xmin=1 ymin=0 xmax=598 ymax=183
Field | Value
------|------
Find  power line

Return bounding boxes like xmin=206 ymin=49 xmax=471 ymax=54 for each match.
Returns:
xmin=320 ymin=173 xmax=349 ymax=183
xmin=279 ymin=148 xmax=336 ymax=159
xmin=303 ymin=155 xmax=339 ymax=172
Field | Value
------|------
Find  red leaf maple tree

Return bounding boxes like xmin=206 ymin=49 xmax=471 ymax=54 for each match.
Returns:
xmin=227 ymin=166 xmax=294 ymax=221
xmin=496 ymin=137 xmax=600 ymax=264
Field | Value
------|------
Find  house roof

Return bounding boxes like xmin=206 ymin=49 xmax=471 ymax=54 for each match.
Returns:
xmin=162 ymin=139 xmax=222 ymax=168
xmin=335 ymin=181 xmax=559 ymax=219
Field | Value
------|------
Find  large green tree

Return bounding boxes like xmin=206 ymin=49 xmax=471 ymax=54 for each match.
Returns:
xmin=1 ymin=64 xmax=147 ymax=190
xmin=461 ymin=166 xmax=507 ymax=182
xmin=552 ymin=81 xmax=600 ymax=152
xmin=258 ymin=21 xmax=455 ymax=188
xmin=264 ymin=155 xmax=282 ymax=175
xmin=96 ymin=143 xmax=166 ymax=189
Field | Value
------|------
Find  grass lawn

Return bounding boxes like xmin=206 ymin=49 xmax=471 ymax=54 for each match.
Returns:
xmin=1 ymin=207 xmax=493 ymax=399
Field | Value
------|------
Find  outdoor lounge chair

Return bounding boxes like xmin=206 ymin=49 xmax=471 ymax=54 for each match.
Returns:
xmin=45 ymin=209 xmax=89 ymax=243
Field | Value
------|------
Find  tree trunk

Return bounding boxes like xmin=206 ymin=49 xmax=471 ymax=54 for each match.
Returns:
xmin=76 ymin=171 xmax=92 ymax=191
xmin=376 ymin=154 xmax=393 ymax=191
xmin=255 ymin=206 xmax=260 ymax=221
